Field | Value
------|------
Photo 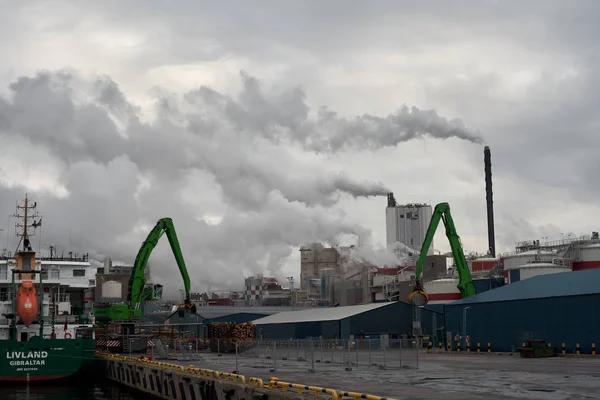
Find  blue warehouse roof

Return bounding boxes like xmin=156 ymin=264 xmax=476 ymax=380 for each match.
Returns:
xmin=450 ymin=268 xmax=600 ymax=305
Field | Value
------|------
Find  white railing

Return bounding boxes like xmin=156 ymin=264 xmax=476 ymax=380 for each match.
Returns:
xmin=54 ymin=293 xmax=71 ymax=302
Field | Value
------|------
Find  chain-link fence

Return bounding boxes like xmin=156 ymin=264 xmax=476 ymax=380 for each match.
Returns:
xmin=233 ymin=338 xmax=419 ymax=371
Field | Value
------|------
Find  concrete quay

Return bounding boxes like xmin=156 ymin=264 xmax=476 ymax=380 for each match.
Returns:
xmin=100 ymin=350 xmax=600 ymax=400
xmin=98 ymin=352 xmax=390 ymax=400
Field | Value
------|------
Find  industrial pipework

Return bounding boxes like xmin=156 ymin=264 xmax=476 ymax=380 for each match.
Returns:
xmin=484 ymin=146 xmax=496 ymax=258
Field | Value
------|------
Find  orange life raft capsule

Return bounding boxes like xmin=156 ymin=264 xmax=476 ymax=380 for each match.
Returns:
xmin=16 ymin=280 xmax=39 ymax=327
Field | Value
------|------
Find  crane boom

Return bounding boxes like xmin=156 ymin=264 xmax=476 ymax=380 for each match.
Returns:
xmin=128 ymin=217 xmax=191 ymax=309
xmin=408 ymin=202 xmax=476 ymax=306
xmin=93 ymin=217 xmax=195 ymax=327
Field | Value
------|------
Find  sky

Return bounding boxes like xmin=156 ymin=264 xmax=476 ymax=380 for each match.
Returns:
xmin=0 ymin=1 xmax=598 ymax=297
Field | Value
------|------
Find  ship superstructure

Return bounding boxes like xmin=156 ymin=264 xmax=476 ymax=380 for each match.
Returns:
xmin=0 ymin=195 xmax=95 ymax=382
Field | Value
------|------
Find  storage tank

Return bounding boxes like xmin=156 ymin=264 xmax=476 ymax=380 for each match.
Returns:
xmin=502 ymin=250 xmax=556 ymax=269
xmin=101 ymin=280 xmax=122 ymax=303
xmin=505 ymin=262 xmax=571 ymax=284
xmin=245 ymin=276 xmax=263 ymax=300
xmin=573 ymin=244 xmax=600 ymax=271
xmin=471 ymin=257 xmax=498 ymax=272
xmin=423 ymin=278 xmax=460 ymax=304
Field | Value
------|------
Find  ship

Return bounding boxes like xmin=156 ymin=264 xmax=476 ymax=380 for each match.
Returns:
xmin=0 ymin=195 xmax=96 ymax=383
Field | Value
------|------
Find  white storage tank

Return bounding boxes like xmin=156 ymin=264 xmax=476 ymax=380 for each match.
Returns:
xmin=423 ymin=278 xmax=461 ymax=304
xmin=505 ymin=262 xmax=571 ymax=284
xmin=502 ymin=250 xmax=556 ymax=270
xmin=574 ymin=244 xmax=600 ymax=270
xmin=101 ymin=280 xmax=122 ymax=303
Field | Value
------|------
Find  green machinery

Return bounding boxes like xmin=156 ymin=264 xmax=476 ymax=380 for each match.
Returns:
xmin=94 ymin=217 xmax=195 ymax=327
xmin=408 ymin=202 xmax=477 ymax=306
xmin=517 ymin=340 xmax=558 ymax=358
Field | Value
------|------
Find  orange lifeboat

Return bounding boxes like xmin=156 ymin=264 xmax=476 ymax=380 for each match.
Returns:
xmin=16 ymin=280 xmax=39 ymax=327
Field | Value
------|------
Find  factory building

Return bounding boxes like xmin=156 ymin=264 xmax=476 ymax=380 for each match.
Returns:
xmin=244 ymin=274 xmax=291 ymax=306
xmin=444 ymin=268 xmax=600 ymax=353
xmin=385 ymin=193 xmax=433 ymax=258
xmin=252 ymin=301 xmax=442 ymax=340
xmin=299 ymin=243 xmax=345 ymax=303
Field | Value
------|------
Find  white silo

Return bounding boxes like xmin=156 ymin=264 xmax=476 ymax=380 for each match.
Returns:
xmin=101 ymin=280 xmax=122 ymax=303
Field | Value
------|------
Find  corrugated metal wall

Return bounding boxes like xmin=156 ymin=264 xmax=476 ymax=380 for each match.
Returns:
xmin=473 ymin=279 xmax=503 ymax=294
xmin=444 ymin=294 xmax=600 ymax=353
xmin=346 ymin=302 xmax=442 ymax=338
xmin=257 ymin=322 xmax=296 ymax=339
xmin=257 ymin=302 xmax=443 ymax=340
xmin=321 ymin=320 xmax=341 ymax=338
xmin=257 ymin=320 xmax=341 ymax=339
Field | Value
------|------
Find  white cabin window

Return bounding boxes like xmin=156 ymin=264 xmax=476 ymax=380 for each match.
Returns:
xmin=73 ymin=269 xmax=86 ymax=277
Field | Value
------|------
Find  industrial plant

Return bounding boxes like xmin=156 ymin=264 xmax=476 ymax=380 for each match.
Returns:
xmin=87 ymin=145 xmax=600 ymax=355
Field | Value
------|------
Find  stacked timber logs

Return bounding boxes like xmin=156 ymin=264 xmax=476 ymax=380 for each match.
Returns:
xmin=207 ymin=322 xmax=255 ymax=353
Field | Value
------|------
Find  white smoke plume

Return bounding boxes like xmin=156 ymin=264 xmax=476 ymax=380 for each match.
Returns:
xmin=233 ymin=72 xmax=485 ymax=152
xmin=0 ymin=69 xmax=478 ymax=296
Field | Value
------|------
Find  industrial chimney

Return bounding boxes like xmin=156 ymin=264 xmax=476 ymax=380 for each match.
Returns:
xmin=387 ymin=192 xmax=397 ymax=208
xmin=484 ymin=146 xmax=496 ymax=258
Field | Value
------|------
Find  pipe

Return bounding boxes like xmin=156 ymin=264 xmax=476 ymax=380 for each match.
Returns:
xmin=484 ymin=146 xmax=496 ymax=258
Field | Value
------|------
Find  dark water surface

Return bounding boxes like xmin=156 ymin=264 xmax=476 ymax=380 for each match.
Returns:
xmin=0 ymin=379 xmax=144 ymax=399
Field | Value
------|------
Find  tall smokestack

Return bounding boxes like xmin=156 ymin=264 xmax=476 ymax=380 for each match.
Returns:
xmin=484 ymin=146 xmax=495 ymax=258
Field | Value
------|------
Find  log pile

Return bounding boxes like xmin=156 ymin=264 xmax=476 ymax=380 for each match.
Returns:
xmin=207 ymin=322 xmax=255 ymax=353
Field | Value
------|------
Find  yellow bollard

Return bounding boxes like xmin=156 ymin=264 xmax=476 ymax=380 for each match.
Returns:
xmin=457 ymin=342 xmax=461 ymax=352
xmin=576 ymin=343 xmax=580 ymax=356
xmin=593 ymin=343 xmax=596 ymax=356
xmin=562 ymin=343 xmax=566 ymax=355
xmin=488 ymin=342 xmax=491 ymax=353
xmin=477 ymin=342 xmax=481 ymax=353
xmin=439 ymin=342 xmax=443 ymax=353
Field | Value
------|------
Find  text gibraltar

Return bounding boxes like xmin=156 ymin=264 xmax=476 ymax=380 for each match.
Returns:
xmin=6 ymin=351 xmax=49 ymax=366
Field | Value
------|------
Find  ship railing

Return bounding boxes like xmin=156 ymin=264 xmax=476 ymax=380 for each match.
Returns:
xmin=53 ymin=293 xmax=71 ymax=302
xmin=54 ymin=314 xmax=92 ymax=324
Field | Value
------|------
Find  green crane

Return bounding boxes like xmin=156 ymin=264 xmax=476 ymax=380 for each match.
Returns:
xmin=94 ymin=217 xmax=195 ymax=327
xmin=408 ymin=202 xmax=477 ymax=306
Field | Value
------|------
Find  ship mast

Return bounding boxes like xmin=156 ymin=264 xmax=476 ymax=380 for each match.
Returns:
xmin=12 ymin=194 xmax=41 ymax=255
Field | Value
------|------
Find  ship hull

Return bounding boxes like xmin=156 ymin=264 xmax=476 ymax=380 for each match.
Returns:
xmin=0 ymin=337 xmax=96 ymax=384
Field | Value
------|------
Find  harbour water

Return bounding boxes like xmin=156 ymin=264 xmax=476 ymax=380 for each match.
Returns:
xmin=0 ymin=379 xmax=143 ymax=399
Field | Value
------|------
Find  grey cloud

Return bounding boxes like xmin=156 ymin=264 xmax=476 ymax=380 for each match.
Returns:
xmin=0 ymin=69 xmax=478 ymax=213
xmin=35 ymin=1 xmax=599 ymax=64
xmin=1 ymin=69 xmax=428 ymax=295
xmin=423 ymin=60 xmax=600 ymax=201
